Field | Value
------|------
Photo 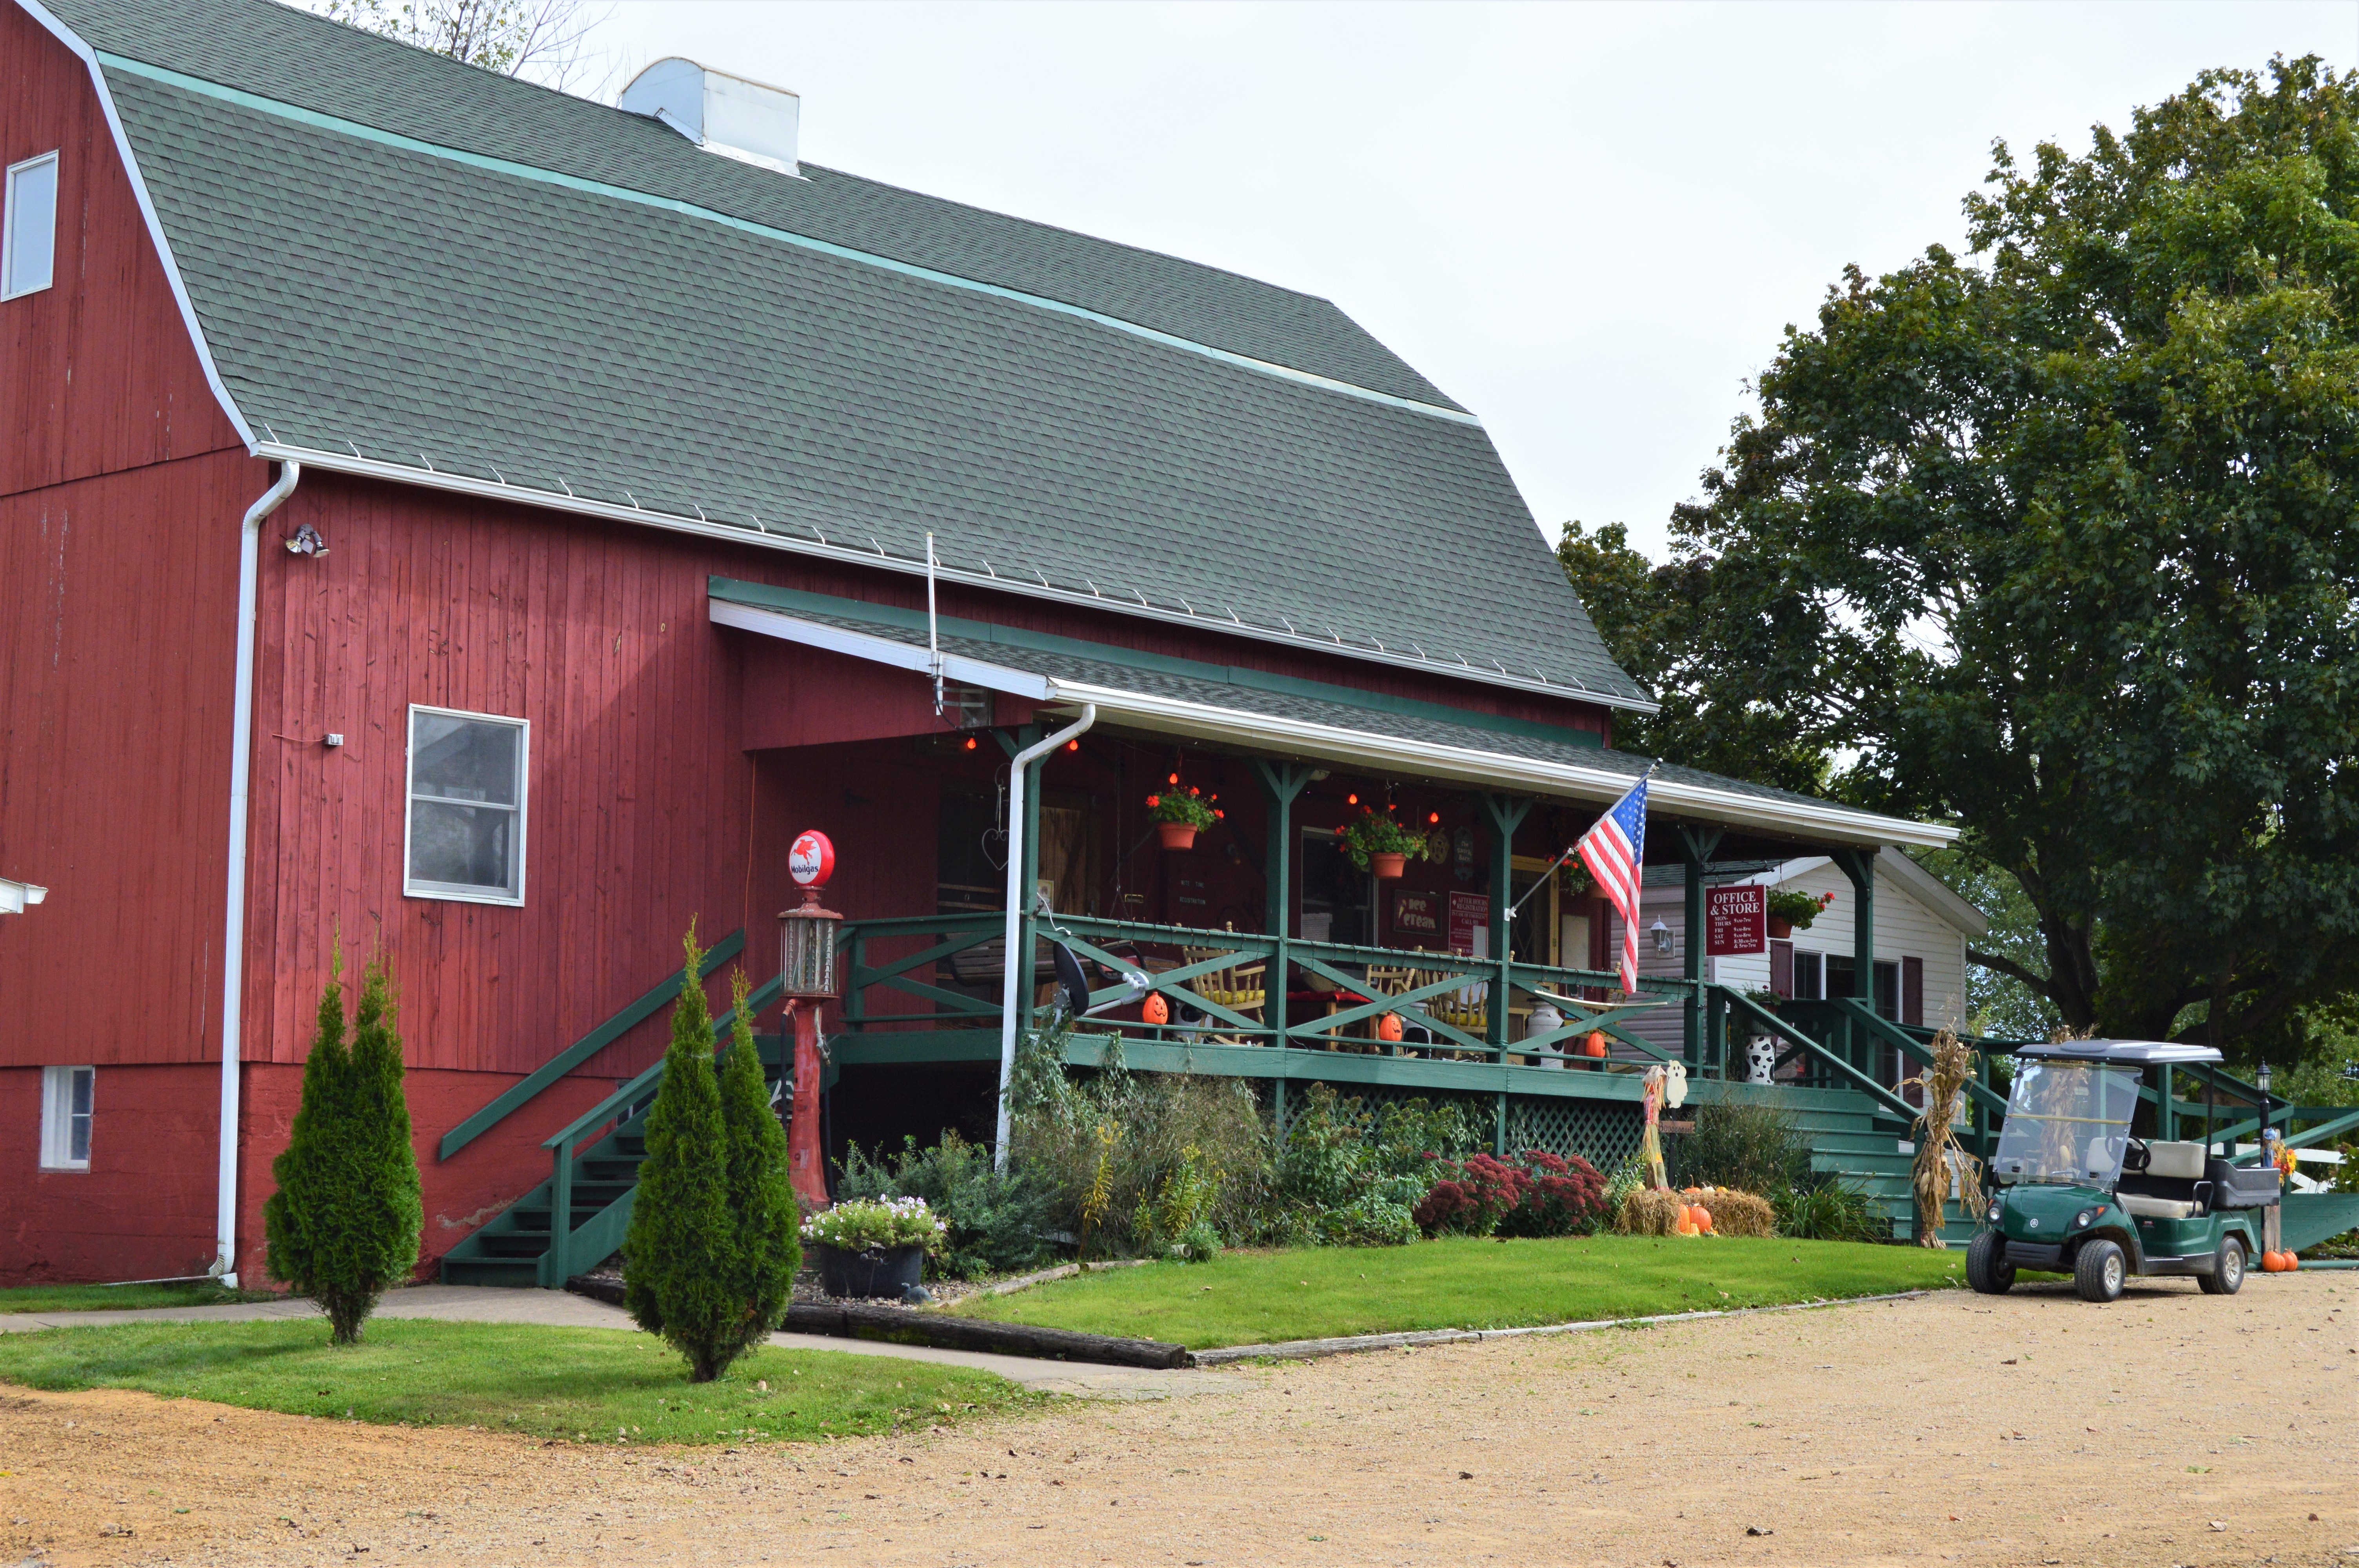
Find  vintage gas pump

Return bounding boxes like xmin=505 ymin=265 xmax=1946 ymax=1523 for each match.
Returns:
xmin=777 ymin=829 xmax=841 ymax=1207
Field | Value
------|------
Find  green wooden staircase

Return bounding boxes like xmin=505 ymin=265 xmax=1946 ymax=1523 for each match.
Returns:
xmin=435 ymin=931 xmax=790 ymax=1288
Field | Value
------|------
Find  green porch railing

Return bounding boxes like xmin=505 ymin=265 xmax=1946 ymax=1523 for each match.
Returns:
xmin=832 ymin=910 xmax=1695 ymax=1068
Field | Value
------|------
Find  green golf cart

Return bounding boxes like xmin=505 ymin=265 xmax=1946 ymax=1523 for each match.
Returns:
xmin=1968 ymin=1040 xmax=2281 ymax=1303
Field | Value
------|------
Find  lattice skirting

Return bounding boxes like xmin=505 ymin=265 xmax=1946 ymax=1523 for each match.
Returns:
xmin=1277 ymin=1081 xmax=1642 ymax=1173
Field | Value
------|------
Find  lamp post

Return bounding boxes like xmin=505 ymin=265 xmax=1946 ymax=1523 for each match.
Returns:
xmin=778 ymin=830 xmax=841 ymax=1208
xmin=2255 ymin=1059 xmax=2273 ymax=1167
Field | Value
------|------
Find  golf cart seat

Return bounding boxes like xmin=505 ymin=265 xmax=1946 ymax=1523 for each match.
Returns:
xmin=2116 ymin=1140 xmax=2210 ymax=1220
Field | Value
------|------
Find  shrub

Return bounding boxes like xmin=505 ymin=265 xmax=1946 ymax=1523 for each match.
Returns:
xmin=835 ymin=1132 xmax=1053 ymax=1279
xmin=264 ymin=950 xmax=423 ymax=1347
xmin=716 ymin=970 xmax=798 ymax=1356
xmin=1413 ymin=1153 xmax=1529 ymax=1236
xmin=1010 ymin=1028 xmax=1271 ymax=1256
xmin=1418 ymin=1149 xmax=1609 ymax=1238
xmin=1499 ymin=1150 xmax=1609 ymax=1237
xmin=802 ymin=1197 xmax=949 ymax=1253
xmin=1774 ymin=1179 xmax=1886 ymax=1242
xmin=1671 ymin=1101 xmax=1814 ymax=1196
xmin=1270 ymin=1087 xmax=1479 ymax=1246
xmin=623 ymin=924 xmax=747 ymax=1383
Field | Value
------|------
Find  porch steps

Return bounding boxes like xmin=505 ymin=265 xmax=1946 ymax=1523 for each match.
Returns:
xmin=438 ymin=1055 xmax=783 ymax=1289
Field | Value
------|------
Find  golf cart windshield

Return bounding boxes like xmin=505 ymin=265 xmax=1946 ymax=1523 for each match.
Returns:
xmin=1993 ymin=1061 xmax=2141 ymax=1185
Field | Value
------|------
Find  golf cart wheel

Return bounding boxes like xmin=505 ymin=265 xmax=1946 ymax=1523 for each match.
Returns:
xmin=1966 ymin=1230 xmax=2014 ymax=1294
xmin=2198 ymin=1236 xmax=2246 ymax=1296
xmin=2074 ymin=1238 xmax=2126 ymax=1303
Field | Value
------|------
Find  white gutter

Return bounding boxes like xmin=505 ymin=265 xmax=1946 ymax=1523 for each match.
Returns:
xmin=215 ymin=460 xmax=300 ymax=1287
xmin=993 ymin=705 xmax=1096 ymax=1171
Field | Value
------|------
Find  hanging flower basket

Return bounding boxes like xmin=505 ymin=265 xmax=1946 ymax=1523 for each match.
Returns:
xmin=1767 ymin=889 xmax=1832 ymax=939
xmin=1344 ymin=811 xmax=1430 ymax=878
xmin=1147 ymin=786 xmax=1218 ymax=850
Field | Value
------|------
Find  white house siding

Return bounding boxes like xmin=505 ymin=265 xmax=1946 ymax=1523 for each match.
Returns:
xmin=1602 ymin=857 xmax=1971 ymax=1069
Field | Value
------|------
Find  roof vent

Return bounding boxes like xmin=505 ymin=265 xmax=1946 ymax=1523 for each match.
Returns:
xmin=618 ymin=58 xmax=800 ymax=178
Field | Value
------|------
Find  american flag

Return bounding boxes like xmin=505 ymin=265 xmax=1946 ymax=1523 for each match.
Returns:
xmin=1574 ymin=770 xmax=1652 ymax=994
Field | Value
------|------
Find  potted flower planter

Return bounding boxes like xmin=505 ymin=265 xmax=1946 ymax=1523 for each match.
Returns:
xmin=1158 ymin=821 xmax=1198 ymax=851
xmin=1767 ymin=916 xmax=1792 ymax=939
xmin=1370 ymin=851 xmax=1406 ymax=879
xmin=812 ymin=1241 xmax=926 ymax=1300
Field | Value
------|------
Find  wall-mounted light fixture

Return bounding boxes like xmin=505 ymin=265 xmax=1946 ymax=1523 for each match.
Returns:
xmin=1649 ymin=917 xmax=1674 ymax=957
xmin=285 ymin=523 xmax=327 ymax=556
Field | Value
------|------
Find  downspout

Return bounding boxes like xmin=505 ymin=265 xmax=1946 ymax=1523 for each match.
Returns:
xmin=214 ymin=460 xmax=300 ymax=1286
xmin=992 ymin=704 xmax=1096 ymax=1170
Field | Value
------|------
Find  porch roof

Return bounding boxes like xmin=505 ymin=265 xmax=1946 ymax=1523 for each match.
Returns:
xmin=710 ymin=580 xmax=1958 ymax=853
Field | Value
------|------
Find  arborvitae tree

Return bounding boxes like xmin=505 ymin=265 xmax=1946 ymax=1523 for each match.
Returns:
xmin=622 ymin=923 xmax=742 ymax=1381
xmin=264 ymin=948 xmax=423 ymax=1345
xmin=716 ymin=968 xmax=799 ymax=1362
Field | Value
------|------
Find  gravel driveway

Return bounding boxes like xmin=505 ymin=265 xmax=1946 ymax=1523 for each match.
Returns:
xmin=0 ymin=1272 xmax=2348 ymax=1566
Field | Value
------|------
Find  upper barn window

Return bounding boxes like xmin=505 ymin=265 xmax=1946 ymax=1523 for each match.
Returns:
xmin=2 ymin=152 xmax=58 ymax=300
xmin=404 ymin=706 xmax=528 ymax=905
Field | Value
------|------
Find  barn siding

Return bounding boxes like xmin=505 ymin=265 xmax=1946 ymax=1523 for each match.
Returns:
xmin=0 ymin=4 xmax=244 ymax=499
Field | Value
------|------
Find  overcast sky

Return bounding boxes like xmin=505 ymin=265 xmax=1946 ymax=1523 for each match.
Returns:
xmin=591 ymin=2 xmax=2356 ymax=561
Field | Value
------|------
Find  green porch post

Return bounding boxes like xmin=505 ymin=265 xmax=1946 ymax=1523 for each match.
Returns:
xmin=1252 ymin=760 xmax=1313 ymax=1050
xmin=1832 ymin=846 xmax=1878 ymax=1076
xmin=1678 ymin=825 xmax=1723 ymax=1070
xmin=1481 ymin=793 xmax=1532 ymax=1154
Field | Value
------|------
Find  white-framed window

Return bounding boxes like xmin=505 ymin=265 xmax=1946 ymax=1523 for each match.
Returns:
xmin=403 ymin=705 xmax=528 ymax=904
xmin=40 ymin=1065 xmax=93 ymax=1171
xmin=2 ymin=152 xmax=59 ymax=301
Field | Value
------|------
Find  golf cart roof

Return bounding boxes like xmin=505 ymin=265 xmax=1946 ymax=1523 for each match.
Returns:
xmin=2014 ymin=1039 xmax=2224 ymax=1066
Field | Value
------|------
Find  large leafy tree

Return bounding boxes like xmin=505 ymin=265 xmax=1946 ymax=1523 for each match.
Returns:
xmin=1568 ymin=57 xmax=2359 ymax=1058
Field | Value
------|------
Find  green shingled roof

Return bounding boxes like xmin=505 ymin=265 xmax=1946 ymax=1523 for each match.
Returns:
xmin=39 ymin=0 xmax=1652 ymax=707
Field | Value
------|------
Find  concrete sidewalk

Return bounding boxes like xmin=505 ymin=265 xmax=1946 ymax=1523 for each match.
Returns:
xmin=0 ymin=1284 xmax=1243 ymax=1401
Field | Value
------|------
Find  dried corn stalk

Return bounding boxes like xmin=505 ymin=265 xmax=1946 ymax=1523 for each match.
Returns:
xmin=1899 ymin=1028 xmax=1983 ymax=1249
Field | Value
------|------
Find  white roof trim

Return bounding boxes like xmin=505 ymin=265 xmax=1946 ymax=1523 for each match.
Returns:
xmin=714 ymin=597 xmax=1957 ymax=850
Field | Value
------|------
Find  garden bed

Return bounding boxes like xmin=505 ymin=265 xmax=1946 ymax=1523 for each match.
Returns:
xmin=952 ymin=1235 xmax=1968 ymax=1350
xmin=0 ymin=1318 xmax=1041 ymax=1445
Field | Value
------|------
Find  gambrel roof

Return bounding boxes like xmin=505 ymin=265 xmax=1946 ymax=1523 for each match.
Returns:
xmin=31 ymin=0 xmax=1654 ymax=710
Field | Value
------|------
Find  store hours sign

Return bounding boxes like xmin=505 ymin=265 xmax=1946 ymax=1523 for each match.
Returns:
xmin=1705 ymin=885 xmax=1765 ymax=956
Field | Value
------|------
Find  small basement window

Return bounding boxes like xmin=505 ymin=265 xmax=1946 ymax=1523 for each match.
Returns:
xmin=404 ymin=705 xmax=527 ymax=904
xmin=2 ymin=152 xmax=58 ymax=301
xmin=40 ymin=1065 xmax=93 ymax=1171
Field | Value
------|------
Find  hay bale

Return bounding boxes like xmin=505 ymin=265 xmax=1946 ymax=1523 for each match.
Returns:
xmin=1691 ymin=1187 xmax=1776 ymax=1238
xmin=1614 ymin=1185 xmax=1775 ymax=1238
xmin=1615 ymin=1188 xmax=1687 ymax=1236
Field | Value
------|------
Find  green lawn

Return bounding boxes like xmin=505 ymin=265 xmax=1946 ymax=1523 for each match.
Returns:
xmin=0 ymin=1318 xmax=1040 ymax=1445
xmin=0 ymin=1281 xmax=275 ymax=1314
xmin=955 ymin=1235 xmax=1967 ymax=1349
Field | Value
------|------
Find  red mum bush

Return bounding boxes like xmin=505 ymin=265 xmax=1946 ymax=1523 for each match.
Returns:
xmin=1414 ymin=1149 xmax=1607 ymax=1238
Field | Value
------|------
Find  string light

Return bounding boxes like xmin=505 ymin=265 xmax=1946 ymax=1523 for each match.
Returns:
xmin=1066 ymin=739 xmax=1079 ymax=751
xmin=1428 ymin=811 xmax=1440 ymax=824
xmin=1347 ymin=793 xmax=1359 ymax=805
xmin=962 ymin=736 xmax=977 ymax=751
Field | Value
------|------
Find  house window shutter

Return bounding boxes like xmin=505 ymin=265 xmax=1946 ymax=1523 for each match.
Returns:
xmin=1770 ymin=939 xmax=1794 ymax=999
xmin=1902 ymin=956 xmax=1924 ymax=1027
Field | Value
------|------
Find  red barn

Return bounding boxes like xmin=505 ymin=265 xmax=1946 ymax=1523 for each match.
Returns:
xmin=0 ymin=0 xmax=1955 ymax=1287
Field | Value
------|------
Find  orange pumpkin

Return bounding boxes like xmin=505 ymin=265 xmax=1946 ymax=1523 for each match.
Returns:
xmin=1583 ymin=1031 xmax=1609 ymax=1059
xmin=1376 ymin=1012 xmax=1405 ymax=1043
xmin=1694 ymin=1207 xmax=1716 ymax=1235
xmin=2284 ymin=1252 xmax=2301 ymax=1271
xmin=1141 ymin=992 xmax=1169 ymax=1026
